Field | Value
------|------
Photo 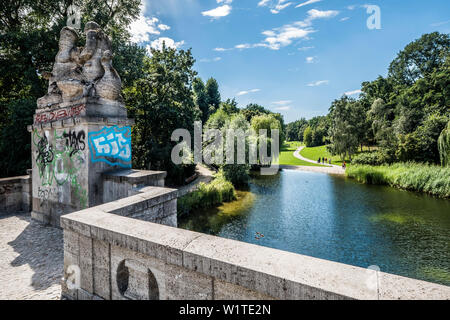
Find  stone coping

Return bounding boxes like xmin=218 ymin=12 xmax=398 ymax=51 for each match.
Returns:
xmin=103 ymin=169 xmax=167 ymax=184
xmin=61 ymin=207 xmax=450 ymax=300
xmin=0 ymin=175 xmax=30 ymax=184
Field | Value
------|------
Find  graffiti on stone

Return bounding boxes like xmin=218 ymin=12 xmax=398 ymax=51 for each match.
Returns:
xmin=88 ymin=126 xmax=131 ymax=168
xmin=34 ymin=104 xmax=86 ymax=124
xmin=63 ymin=130 xmax=86 ymax=156
xmin=32 ymin=129 xmax=87 ymax=209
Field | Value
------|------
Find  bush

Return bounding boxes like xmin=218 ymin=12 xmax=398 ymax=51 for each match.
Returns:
xmin=347 ymin=162 xmax=450 ymax=198
xmin=177 ymin=170 xmax=236 ymax=216
xmin=222 ymin=164 xmax=249 ymax=186
xmin=352 ymin=151 xmax=387 ymax=166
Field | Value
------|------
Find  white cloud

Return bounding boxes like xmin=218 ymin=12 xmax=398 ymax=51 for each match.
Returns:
xmin=229 ymin=8 xmax=337 ymax=51
xmin=295 ymin=0 xmax=322 ymax=8
xmin=202 ymin=5 xmax=232 ymax=19
xmin=273 ymin=100 xmax=293 ymax=105
xmin=344 ymin=89 xmax=361 ymax=95
xmin=128 ymin=2 xmax=171 ymax=43
xmin=275 ymin=106 xmax=291 ymax=111
xmin=158 ymin=24 xmax=170 ymax=31
xmin=306 ymin=8 xmax=339 ymax=21
xmin=217 ymin=0 xmax=233 ymax=3
xmin=213 ymin=47 xmax=233 ymax=52
xmin=262 ymin=24 xmax=314 ymax=50
xmin=199 ymin=57 xmax=222 ymax=63
xmin=307 ymin=80 xmax=329 ymax=86
xmin=148 ymin=37 xmax=185 ymax=53
xmin=347 ymin=5 xmax=357 ymax=10
xmin=340 ymin=17 xmax=350 ymax=22
xmin=305 ymin=56 xmax=316 ymax=63
xmin=129 ymin=15 xmax=160 ymax=42
xmin=237 ymin=89 xmax=261 ymax=96
xmin=431 ymin=20 xmax=450 ymax=27
xmin=298 ymin=46 xmax=314 ymax=51
xmin=258 ymin=0 xmax=293 ymax=14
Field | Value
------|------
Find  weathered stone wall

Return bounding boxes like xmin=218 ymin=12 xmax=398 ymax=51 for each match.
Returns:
xmin=0 ymin=175 xmax=31 ymax=214
xmin=28 ymin=116 xmax=134 ymax=226
xmin=61 ymin=207 xmax=450 ymax=300
xmin=102 ymin=169 xmax=166 ymax=203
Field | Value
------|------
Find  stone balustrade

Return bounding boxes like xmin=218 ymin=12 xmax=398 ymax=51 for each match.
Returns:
xmin=60 ymin=203 xmax=450 ymax=300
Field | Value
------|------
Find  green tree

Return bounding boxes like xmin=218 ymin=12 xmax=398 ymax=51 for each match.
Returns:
xmin=205 ymin=77 xmax=221 ymax=115
xmin=125 ymin=44 xmax=199 ymax=184
xmin=193 ymin=77 xmax=209 ymax=123
xmin=388 ymin=32 xmax=450 ymax=86
xmin=303 ymin=126 xmax=313 ymax=147
xmin=438 ymin=120 xmax=450 ymax=167
xmin=328 ymin=96 xmax=360 ymax=161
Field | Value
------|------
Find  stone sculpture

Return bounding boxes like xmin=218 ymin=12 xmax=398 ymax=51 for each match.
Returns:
xmin=37 ymin=22 xmax=123 ymax=109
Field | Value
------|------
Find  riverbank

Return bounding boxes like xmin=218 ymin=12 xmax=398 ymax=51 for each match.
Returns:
xmin=347 ymin=163 xmax=450 ymax=198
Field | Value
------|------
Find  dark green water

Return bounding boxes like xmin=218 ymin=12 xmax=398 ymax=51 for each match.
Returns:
xmin=179 ymin=169 xmax=450 ymax=285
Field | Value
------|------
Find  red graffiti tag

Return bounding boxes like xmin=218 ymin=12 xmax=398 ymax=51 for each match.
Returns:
xmin=34 ymin=104 xmax=86 ymax=124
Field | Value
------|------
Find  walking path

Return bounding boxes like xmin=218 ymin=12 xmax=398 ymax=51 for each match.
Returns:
xmin=0 ymin=213 xmax=63 ymax=300
xmin=177 ymin=164 xmax=215 ymax=197
xmin=289 ymin=146 xmax=345 ymax=175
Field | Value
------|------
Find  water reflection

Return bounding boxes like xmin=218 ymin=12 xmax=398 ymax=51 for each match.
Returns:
xmin=178 ymin=169 xmax=450 ymax=285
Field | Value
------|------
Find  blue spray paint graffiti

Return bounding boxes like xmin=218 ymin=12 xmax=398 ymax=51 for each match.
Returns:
xmin=88 ymin=126 xmax=132 ymax=168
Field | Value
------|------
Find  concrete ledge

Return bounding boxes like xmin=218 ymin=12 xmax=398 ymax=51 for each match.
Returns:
xmin=61 ymin=209 xmax=450 ymax=300
xmin=103 ymin=169 xmax=166 ymax=185
xmin=102 ymin=169 xmax=167 ymax=203
xmin=0 ymin=175 xmax=32 ymax=214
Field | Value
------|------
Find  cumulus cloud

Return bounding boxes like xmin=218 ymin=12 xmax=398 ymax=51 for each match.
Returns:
xmin=307 ymin=80 xmax=329 ymax=86
xmin=237 ymin=89 xmax=261 ymax=96
xmin=305 ymin=56 xmax=316 ymax=63
xmin=202 ymin=5 xmax=232 ymax=19
xmin=129 ymin=16 xmax=160 ymax=42
xmin=147 ymin=37 xmax=185 ymax=53
xmin=128 ymin=2 xmax=173 ymax=44
xmin=295 ymin=0 xmax=321 ymax=8
xmin=344 ymin=89 xmax=362 ymax=95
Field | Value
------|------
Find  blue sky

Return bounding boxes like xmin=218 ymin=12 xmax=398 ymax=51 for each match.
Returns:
xmin=130 ymin=0 xmax=450 ymax=123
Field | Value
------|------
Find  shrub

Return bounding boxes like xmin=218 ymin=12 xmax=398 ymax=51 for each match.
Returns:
xmin=177 ymin=170 xmax=236 ymax=216
xmin=352 ymin=151 xmax=387 ymax=166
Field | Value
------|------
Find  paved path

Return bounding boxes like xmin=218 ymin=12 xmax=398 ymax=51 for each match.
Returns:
xmin=0 ymin=213 xmax=62 ymax=300
xmin=291 ymin=146 xmax=345 ymax=175
xmin=177 ymin=164 xmax=215 ymax=197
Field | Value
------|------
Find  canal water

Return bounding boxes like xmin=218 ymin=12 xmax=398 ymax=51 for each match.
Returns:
xmin=179 ymin=169 xmax=450 ymax=286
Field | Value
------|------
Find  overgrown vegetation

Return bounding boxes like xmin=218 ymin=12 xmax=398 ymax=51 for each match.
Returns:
xmin=177 ymin=171 xmax=236 ymax=217
xmin=347 ymin=163 xmax=450 ymax=198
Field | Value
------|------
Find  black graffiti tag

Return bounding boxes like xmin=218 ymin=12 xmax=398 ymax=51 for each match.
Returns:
xmin=63 ymin=130 xmax=86 ymax=156
xmin=36 ymin=134 xmax=54 ymax=173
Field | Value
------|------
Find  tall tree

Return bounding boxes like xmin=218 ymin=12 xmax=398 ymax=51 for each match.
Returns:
xmin=125 ymin=44 xmax=200 ymax=184
xmin=193 ymin=77 xmax=209 ymax=123
xmin=205 ymin=77 xmax=221 ymax=115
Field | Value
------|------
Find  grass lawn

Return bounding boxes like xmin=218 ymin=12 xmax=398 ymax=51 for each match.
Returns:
xmin=277 ymin=141 xmax=325 ymax=167
xmin=300 ymin=145 xmax=375 ymax=166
